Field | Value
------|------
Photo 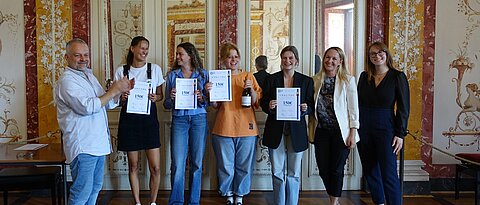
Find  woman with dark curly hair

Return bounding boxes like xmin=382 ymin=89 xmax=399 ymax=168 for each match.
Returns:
xmin=163 ymin=42 xmax=209 ymax=205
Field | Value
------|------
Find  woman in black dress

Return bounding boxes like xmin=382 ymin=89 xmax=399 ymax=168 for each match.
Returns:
xmin=357 ymin=42 xmax=409 ymax=205
xmin=114 ymin=36 xmax=165 ymax=205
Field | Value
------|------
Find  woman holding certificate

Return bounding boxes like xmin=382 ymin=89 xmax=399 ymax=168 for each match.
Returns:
xmin=260 ymin=45 xmax=314 ymax=205
xmin=206 ymin=43 xmax=261 ymax=205
xmin=163 ymin=42 xmax=209 ymax=205
xmin=114 ymin=36 xmax=164 ymax=205
xmin=308 ymin=47 xmax=359 ymax=205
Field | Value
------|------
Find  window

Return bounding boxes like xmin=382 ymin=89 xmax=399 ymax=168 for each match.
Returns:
xmin=317 ymin=0 xmax=354 ymax=74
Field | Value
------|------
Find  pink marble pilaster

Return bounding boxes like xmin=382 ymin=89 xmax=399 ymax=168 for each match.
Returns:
xmin=72 ymin=0 xmax=90 ymax=45
xmin=218 ymin=0 xmax=237 ymax=51
xmin=107 ymin=0 xmax=114 ymax=78
xmin=421 ymin=0 xmax=454 ymax=178
xmin=315 ymin=0 xmax=320 ymax=53
xmin=366 ymin=0 xmax=388 ymax=45
xmin=24 ymin=0 xmax=38 ymax=140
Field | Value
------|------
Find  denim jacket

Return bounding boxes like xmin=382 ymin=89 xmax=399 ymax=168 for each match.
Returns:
xmin=163 ymin=68 xmax=209 ymax=116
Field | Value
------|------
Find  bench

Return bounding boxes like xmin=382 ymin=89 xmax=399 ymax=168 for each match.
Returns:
xmin=455 ymin=153 xmax=480 ymax=205
xmin=0 ymin=166 xmax=62 ymax=205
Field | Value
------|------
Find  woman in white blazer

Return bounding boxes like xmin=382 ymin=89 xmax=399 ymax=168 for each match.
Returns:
xmin=308 ymin=47 xmax=359 ymax=205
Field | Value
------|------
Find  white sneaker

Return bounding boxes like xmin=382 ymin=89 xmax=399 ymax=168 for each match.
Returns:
xmin=150 ymin=203 xmax=157 ymax=205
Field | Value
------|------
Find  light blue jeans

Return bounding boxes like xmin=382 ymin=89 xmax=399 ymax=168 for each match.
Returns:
xmin=212 ymin=135 xmax=256 ymax=197
xmin=69 ymin=153 xmax=105 ymax=205
xmin=169 ymin=113 xmax=208 ymax=205
xmin=269 ymin=135 xmax=304 ymax=205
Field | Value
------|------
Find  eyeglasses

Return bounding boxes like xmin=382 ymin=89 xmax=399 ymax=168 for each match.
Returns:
xmin=369 ymin=50 xmax=386 ymax=58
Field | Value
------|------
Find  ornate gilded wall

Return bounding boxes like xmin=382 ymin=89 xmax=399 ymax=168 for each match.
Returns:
xmin=34 ymin=0 xmax=71 ymax=143
xmin=0 ymin=0 xmax=88 ymax=143
xmin=25 ymin=0 xmax=89 ymax=143
xmin=383 ymin=0 xmax=480 ymax=178
xmin=388 ymin=0 xmax=423 ymax=160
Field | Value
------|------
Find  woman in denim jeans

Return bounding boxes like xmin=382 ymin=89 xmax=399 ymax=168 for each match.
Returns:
xmin=206 ymin=43 xmax=261 ymax=205
xmin=260 ymin=46 xmax=314 ymax=205
xmin=163 ymin=42 xmax=209 ymax=205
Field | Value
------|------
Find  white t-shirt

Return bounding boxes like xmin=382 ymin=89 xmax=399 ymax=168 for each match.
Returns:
xmin=114 ymin=63 xmax=165 ymax=88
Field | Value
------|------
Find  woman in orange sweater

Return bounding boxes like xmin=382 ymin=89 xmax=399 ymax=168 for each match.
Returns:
xmin=206 ymin=43 xmax=261 ymax=205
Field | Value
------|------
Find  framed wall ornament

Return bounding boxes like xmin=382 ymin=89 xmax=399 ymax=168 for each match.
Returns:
xmin=433 ymin=0 xmax=480 ymax=164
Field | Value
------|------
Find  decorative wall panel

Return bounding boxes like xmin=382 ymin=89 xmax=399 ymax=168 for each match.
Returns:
xmin=388 ymin=0 xmax=423 ymax=160
xmin=22 ymin=0 xmax=89 ymax=143
xmin=35 ymin=0 xmax=72 ymax=143
xmin=0 ymin=0 xmax=24 ymax=142
xmin=250 ymin=0 xmax=290 ymax=74
xmin=167 ymin=0 xmax=206 ymax=69
xmin=109 ymin=0 xmax=144 ymax=70
xmin=253 ymin=123 xmax=270 ymax=175
xmin=433 ymin=0 xmax=480 ymax=167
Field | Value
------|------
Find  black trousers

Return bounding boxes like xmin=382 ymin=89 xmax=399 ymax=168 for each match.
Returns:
xmin=313 ymin=127 xmax=350 ymax=197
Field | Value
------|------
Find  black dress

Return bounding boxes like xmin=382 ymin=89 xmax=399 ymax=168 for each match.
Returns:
xmin=117 ymin=64 xmax=160 ymax=151
xmin=117 ymin=102 xmax=160 ymax=151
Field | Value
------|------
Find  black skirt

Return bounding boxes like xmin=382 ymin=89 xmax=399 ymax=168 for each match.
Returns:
xmin=117 ymin=101 xmax=160 ymax=151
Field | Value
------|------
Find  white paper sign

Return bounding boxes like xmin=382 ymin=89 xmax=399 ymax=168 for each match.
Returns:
xmin=175 ymin=78 xmax=197 ymax=109
xmin=208 ymin=70 xmax=232 ymax=101
xmin=14 ymin=144 xmax=48 ymax=151
xmin=276 ymin=88 xmax=301 ymax=121
xmin=126 ymin=81 xmax=152 ymax=115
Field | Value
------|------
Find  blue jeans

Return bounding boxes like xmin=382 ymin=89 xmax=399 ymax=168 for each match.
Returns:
xmin=169 ymin=114 xmax=207 ymax=205
xmin=212 ymin=135 xmax=256 ymax=197
xmin=69 ymin=154 xmax=105 ymax=205
xmin=269 ymin=135 xmax=303 ymax=205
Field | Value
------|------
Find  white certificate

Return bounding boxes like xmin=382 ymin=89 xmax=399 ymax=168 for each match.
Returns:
xmin=208 ymin=70 xmax=232 ymax=101
xmin=126 ymin=81 xmax=152 ymax=115
xmin=175 ymin=78 xmax=197 ymax=109
xmin=276 ymin=88 xmax=301 ymax=121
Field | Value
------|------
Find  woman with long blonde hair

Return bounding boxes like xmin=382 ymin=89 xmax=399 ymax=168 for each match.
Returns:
xmin=309 ymin=47 xmax=359 ymax=205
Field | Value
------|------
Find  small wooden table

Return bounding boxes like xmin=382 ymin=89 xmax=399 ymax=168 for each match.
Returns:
xmin=0 ymin=143 xmax=67 ymax=204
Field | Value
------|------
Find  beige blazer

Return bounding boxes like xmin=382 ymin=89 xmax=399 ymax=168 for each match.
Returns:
xmin=308 ymin=73 xmax=360 ymax=145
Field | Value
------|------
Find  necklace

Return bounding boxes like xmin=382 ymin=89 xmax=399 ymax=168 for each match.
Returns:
xmin=374 ymin=70 xmax=388 ymax=76
xmin=374 ymin=70 xmax=387 ymax=87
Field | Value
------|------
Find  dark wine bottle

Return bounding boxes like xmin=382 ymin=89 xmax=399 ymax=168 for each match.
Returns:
xmin=241 ymin=87 xmax=252 ymax=107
